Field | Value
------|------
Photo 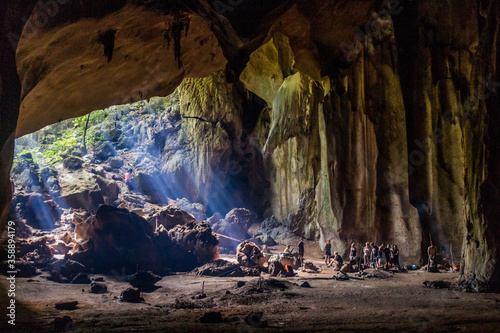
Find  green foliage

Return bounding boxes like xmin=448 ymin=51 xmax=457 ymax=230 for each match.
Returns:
xmin=41 ymin=131 xmax=80 ymax=164
xmin=72 ymin=110 xmax=107 ymax=128
xmin=12 ymin=90 xmax=180 ymax=174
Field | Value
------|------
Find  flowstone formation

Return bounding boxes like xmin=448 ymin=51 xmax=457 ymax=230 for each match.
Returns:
xmin=1 ymin=0 xmax=500 ymax=291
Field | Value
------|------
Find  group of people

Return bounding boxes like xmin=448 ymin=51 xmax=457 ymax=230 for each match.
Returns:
xmin=360 ymin=242 xmax=400 ymax=268
xmin=278 ymin=239 xmax=401 ymax=270
xmin=278 ymin=239 xmax=444 ymax=272
xmin=322 ymin=241 xmax=400 ymax=269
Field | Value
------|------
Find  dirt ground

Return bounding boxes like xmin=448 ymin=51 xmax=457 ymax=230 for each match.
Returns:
xmin=2 ymin=253 xmax=500 ymax=333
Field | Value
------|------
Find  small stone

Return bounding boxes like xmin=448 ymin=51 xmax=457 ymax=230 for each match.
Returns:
xmin=236 ymin=281 xmax=246 ymax=288
xmin=70 ymin=272 xmax=91 ymax=284
xmin=90 ymin=282 xmax=107 ymax=294
xmin=128 ymin=271 xmax=162 ymax=289
xmin=54 ymin=301 xmax=78 ymax=310
xmin=121 ymin=288 xmax=142 ymax=303
xmin=300 ymin=281 xmax=311 ymax=288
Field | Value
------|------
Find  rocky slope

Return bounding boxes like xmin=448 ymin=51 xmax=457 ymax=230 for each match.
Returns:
xmin=1 ymin=0 xmax=499 ymax=291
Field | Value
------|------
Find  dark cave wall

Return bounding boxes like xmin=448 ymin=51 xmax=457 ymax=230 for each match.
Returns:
xmin=0 ymin=0 xmax=38 ymax=229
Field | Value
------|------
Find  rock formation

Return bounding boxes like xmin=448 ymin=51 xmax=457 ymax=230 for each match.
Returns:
xmin=1 ymin=0 xmax=500 ymax=291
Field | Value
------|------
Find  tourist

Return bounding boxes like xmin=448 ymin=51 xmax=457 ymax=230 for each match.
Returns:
xmin=283 ymin=244 xmax=292 ymax=254
xmin=371 ymin=242 xmax=378 ymax=268
xmin=332 ymin=251 xmax=343 ymax=270
xmin=428 ymin=242 xmax=437 ymax=271
xmin=298 ymin=238 xmax=305 ymax=259
xmin=124 ymin=167 xmax=133 ymax=189
xmin=393 ymin=245 xmax=400 ymax=268
xmin=389 ymin=244 xmax=395 ymax=267
xmin=383 ymin=243 xmax=391 ymax=269
xmin=349 ymin=242 xmax=357 ymax=262
xmin=324 ymin=240 xmax=332 ymax=267
xmin=378 ymin=244 xmax=383 ymax=267
xmin=363 ymin=242 xmax=371 ymax=267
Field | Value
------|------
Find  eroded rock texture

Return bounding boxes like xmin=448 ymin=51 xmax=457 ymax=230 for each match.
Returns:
xmin=1 ymin=0 xmax=500 ymax=290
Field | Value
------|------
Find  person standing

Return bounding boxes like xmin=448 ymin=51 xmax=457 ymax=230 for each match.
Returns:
xmin=393 ymin=245 xmax=400 ymax=268
xmin=378 ymin=244 xmax=383 ymax=267
xmin=428 ymin=242 xmax=437 ymax=271
xmin=349 ymin=242 xmax=357 ymax=262
xmin=124 ymin=167 xmax=133 ymax=189
xmin=389 ymin=244 xmax=395 ymax=267
xmin=363 ymin=242 xmax=371 ymax=267
xmin=324 ymin=240 xmax=332 ymax=267
xmin=298 ymin=238 xmax=305 ymax=259
xmin=371 ymin=242 xmax=378 ymax=268
xmin=383 ymin=244 xmax=391 ymax=269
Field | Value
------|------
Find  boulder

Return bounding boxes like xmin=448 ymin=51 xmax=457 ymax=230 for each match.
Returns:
xmin=90 ymin=282 xmax=108 ymax=293
xmin=57 ymin=260 xmax=87 ymax=277
xmin=47 ymin=270 xmax=64 ymax=283
xmin=206 ymin=212 xmax=223 ymax=226
xmin=59 ymin=189 xmax=105 ymax=212
xmin=15 ymin=193 xmax=60 ymax=229
xmin=86 ymin=205 xmax=157 ymax=273
xmin=212 ymin=209 xmax=258 ymax=249
xmin=175 ymin=198 xmax=206 ymax=222
xmin=121 ymin=288 xmax=142 ymax=303
xmin=128 ymin=271 xmax=162 ymax=289
xmin=50 ymin=241 xmax=72 ymax=255
xmin=18 ymin=236 xmax=53 ymax=258
xmin=63 ymin=156 xmax=84 ymax=170
xmin=245 ymin=312 xmax=264 ymax=327
xmin=236 ymin=241 xmax=266 ymax=268
xmin=94 ymin=176 xmax=120 ymax=203
xmin=300 ymin=281 xmax=311 ymax=288
xmin=54 ymin=301 xmax=78 ymax=310
xmin=108 ymin=156 xmax=124 ymax=169
xmin=191 ymin=259 xmax=259 ymax=277
xmin=53 ymin=316 xmax=73 ymax=332
xmin=135 ymin=171 xmax=159 ymax=196
xmin=256 ymin=234 xmax=277 ymax=246
xmin=94 ymin=141 xmax=116 ymax=161
xmin=166 ymin=222 xmax=219 ymax=271
xmin=149 ymin=205 xmax=196 ymax=230
xmin=70 ymin=272 xmax=91 ymax=284
xmin=268 ymin=261 xmax=284 ymax=277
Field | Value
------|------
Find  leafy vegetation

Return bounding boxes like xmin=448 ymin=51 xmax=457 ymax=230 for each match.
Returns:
xmin=11 ymin=92 xmax=177 ymax=174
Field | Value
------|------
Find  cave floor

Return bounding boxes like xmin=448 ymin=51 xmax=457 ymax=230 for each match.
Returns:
xmin=2 ymin=261 xmax=500 ymax=332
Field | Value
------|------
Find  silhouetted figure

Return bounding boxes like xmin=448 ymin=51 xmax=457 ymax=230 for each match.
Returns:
xmin=428 ymin=242 xmax=437 ymax=272
xmin=324 ymin=240 xmax=332 ymax=267
xmin=298 ymin=238 xmax=305 ymax=259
